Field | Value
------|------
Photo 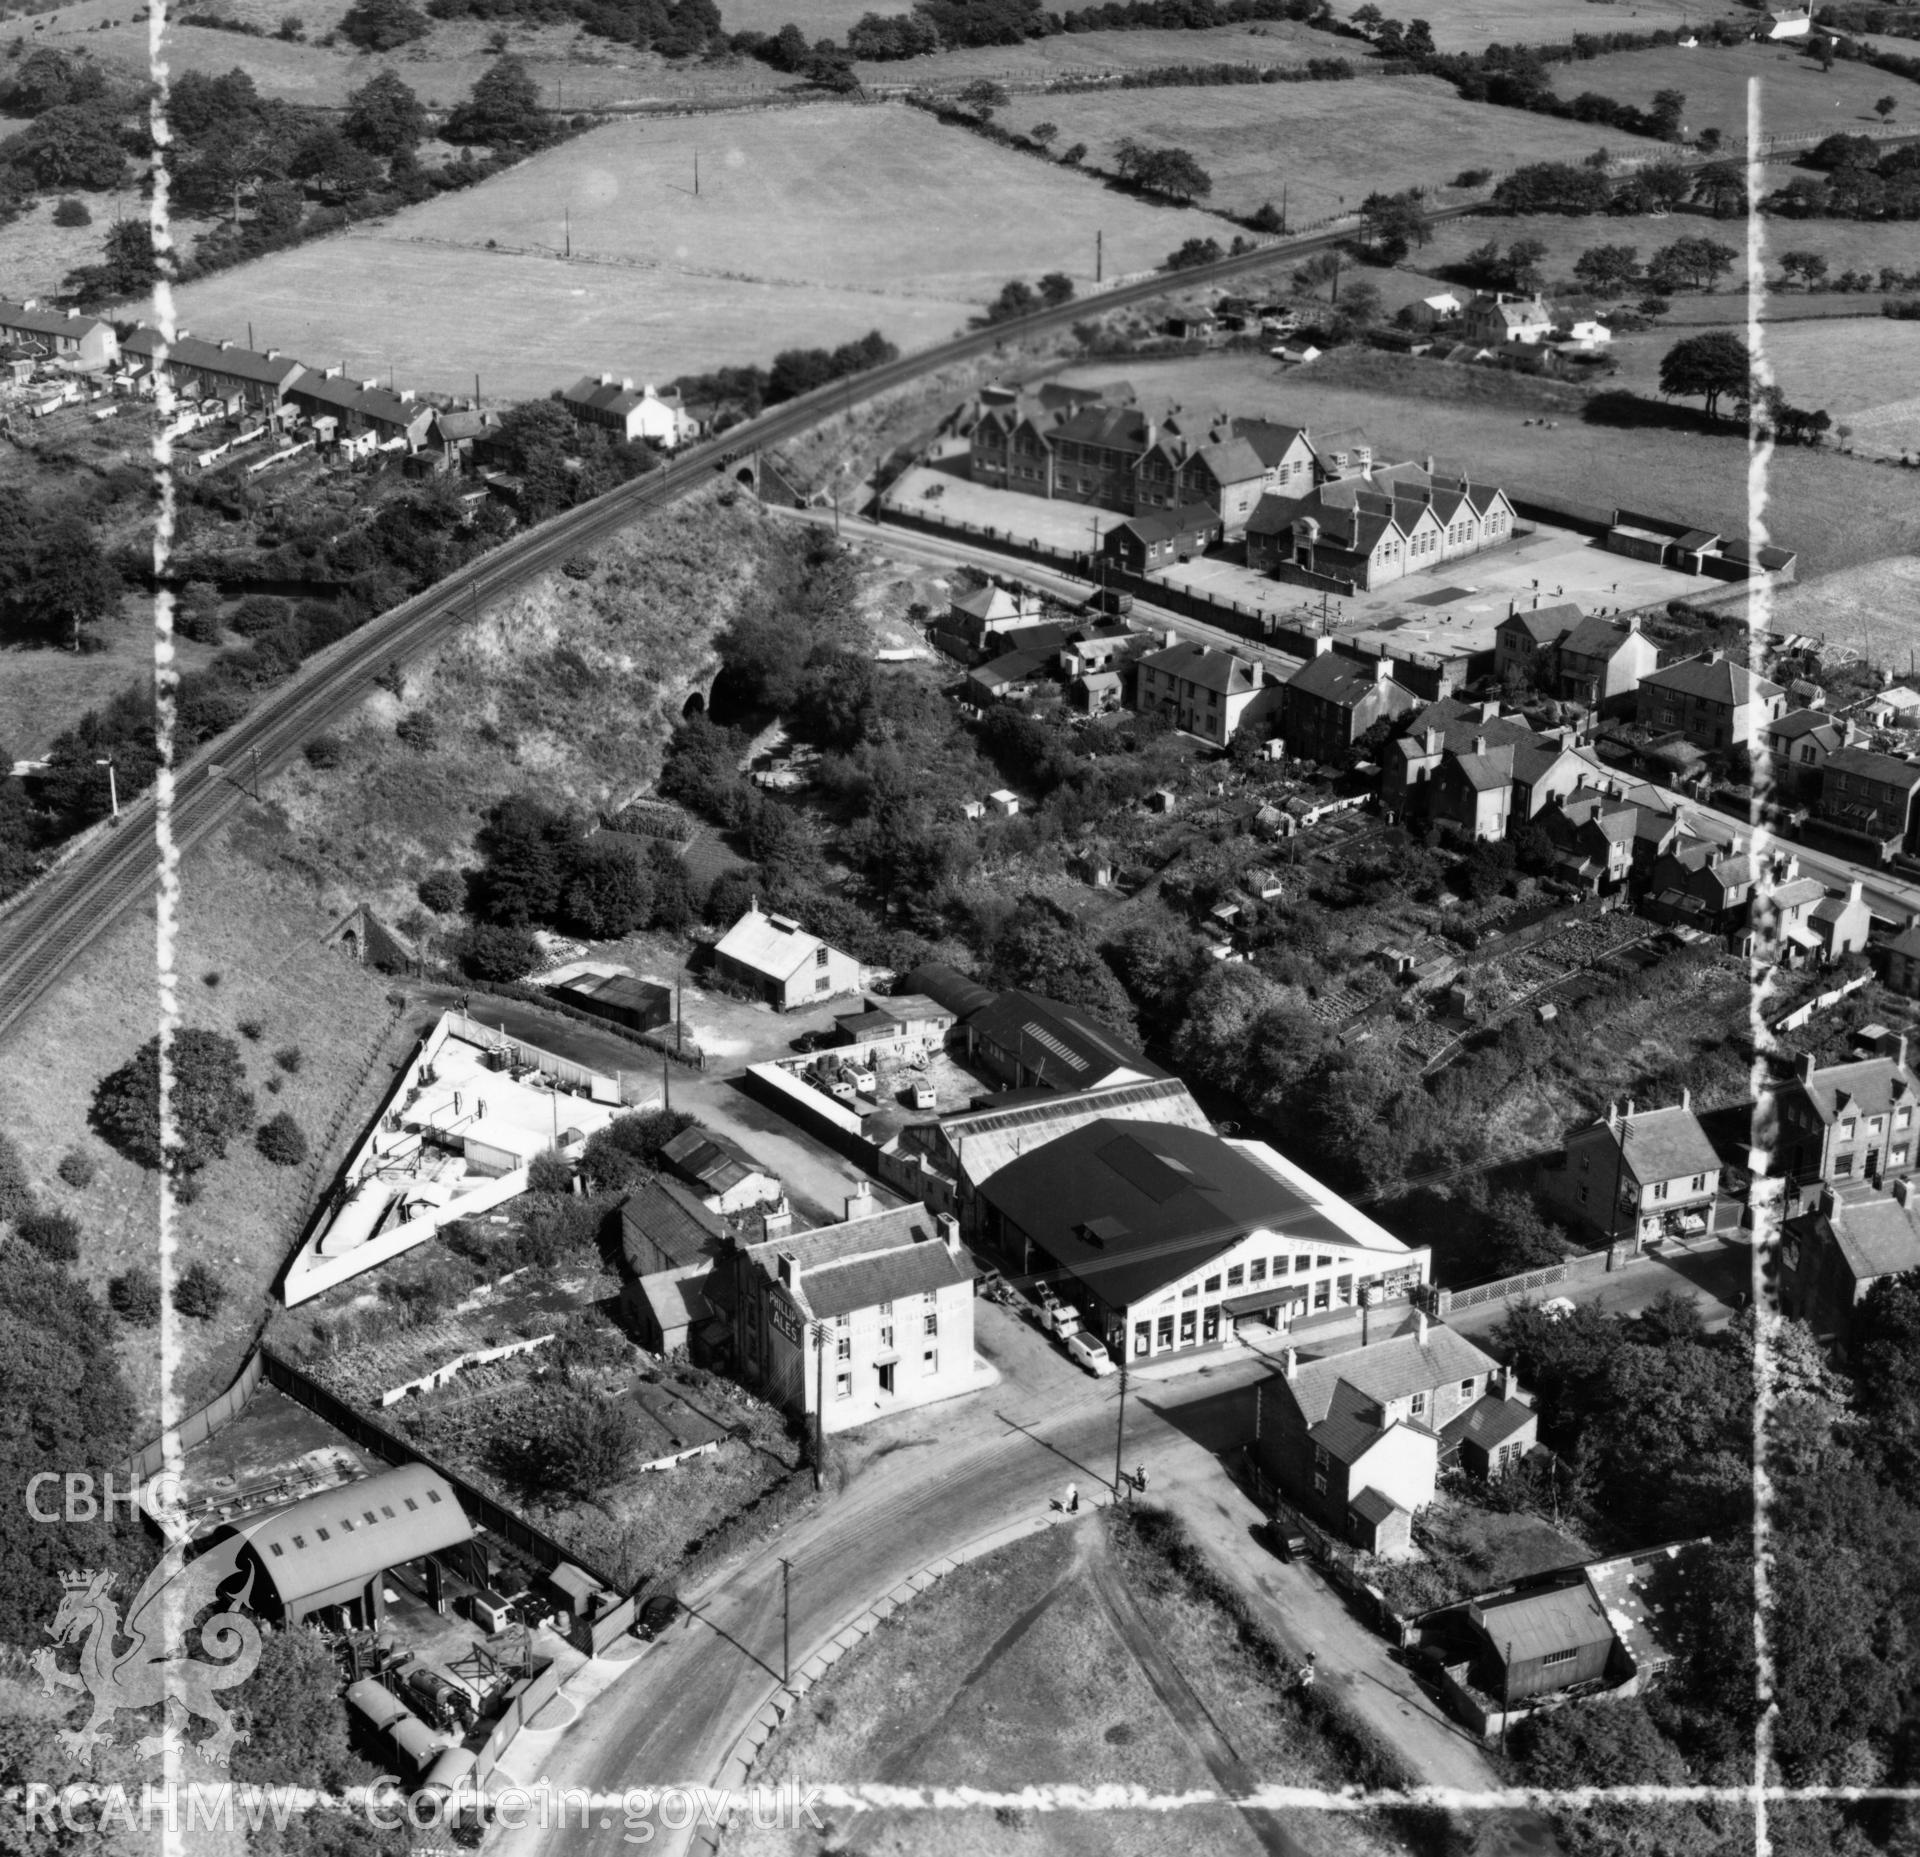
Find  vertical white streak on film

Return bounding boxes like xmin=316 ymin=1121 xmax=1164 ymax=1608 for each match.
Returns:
xmin=1744 ymin=70 xmax=1778 ymax=1857
xmin=146 ymin=0 xmax=186 ymax=1837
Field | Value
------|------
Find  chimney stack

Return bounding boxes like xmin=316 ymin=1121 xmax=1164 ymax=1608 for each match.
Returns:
xmin=1681 ymin=1086 xmax=1692 ymax=1112
xmin=844 ymin=1184 xmax=877 ymax=1223
xmin=1799 ymin=1051 xmax=1818 ymax=1083
xmin=1282 ymin=1346 xmax=1298 ymax=1381
xmin=1374 ymin=657 xmax=1394 ymax=686
xmin=1415 ymin=1308 xmax=1430 ymax=1345
xmin=935 ymin=1212 xmax=962 ymax=1257
xmin=1472 ymin=735 xmax=1488 ymax=757
xmin=760 ymin=1198 xmax=794 ymax=1243
xmin=776 ymin=1251 xmax=798 ymax=1287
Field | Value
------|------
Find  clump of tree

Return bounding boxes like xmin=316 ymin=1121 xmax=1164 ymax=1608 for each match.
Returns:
xmin=90 ymin=1030 xmax=255 ymax=1177
xmin=337 ymin=0 xmax=430 ymax=51
xmin=579 ymin=1108 xmax=699 ymax=1192
xmin=256 ymin=1110 xmax=310 ymax=1167
xmin=977 ymin=272 xmax=1075 ymax=324
xmin=1113 ymin=138 xmax=1213 ymax=201
xmin=1656 ymin=330 xmax=1751 ymax=420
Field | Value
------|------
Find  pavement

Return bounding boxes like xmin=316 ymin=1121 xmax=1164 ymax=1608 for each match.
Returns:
xmin=481 ymin=1300 xmax=1558 ymax=1857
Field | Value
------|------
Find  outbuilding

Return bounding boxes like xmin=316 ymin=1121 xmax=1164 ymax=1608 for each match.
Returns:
xmin=713 ymin=904 xmax=861 ymax=1011
xmin=224 ymin=1463 xmax=474 ymax=1629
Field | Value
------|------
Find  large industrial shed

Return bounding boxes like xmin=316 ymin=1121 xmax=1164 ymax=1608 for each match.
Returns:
xmin=224 ymin=1464 xmax=476 ymax=1628
xmin=548 ymin=970 xmax=672 ymax=1034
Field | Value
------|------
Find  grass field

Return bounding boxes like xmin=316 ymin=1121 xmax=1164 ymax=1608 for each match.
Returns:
xmin=0 ymin=189 xmax=145 ymax=302
xmin=993 ymin=76 xmax=1672 ymax=225
xmin=1049 ymin=346 xmax=1920 ymax=574
xmin=1601 ymin=314 xmax=1920 ymax=453
xmin=0 ymin=597 xmax=219 ymax=763
xmin=1768 ymin=555 xmax=1920 ymax=670
xmin=729 ymin=1518 xmax=1397 ymax=1857
xmin=1328 ymin=0 xmax=1696 ymax=53
xmin=1561 ymin=40 xmax=1920 ymax=142
xmin=0 ymin=829 xmax=418 ymax=1429
xmin=157 ymin=104 xmax=1195 ymax=395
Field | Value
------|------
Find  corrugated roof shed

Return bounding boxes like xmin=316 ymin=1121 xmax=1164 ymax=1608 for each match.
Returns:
xmin=1475 ymin=1583 xmax=1614 ymax=1665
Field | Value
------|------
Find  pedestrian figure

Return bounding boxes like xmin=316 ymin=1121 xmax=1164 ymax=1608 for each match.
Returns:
xmin=1135 ymin=1465 xmax=1149 ymax=1495
xmin=1067 ymin=1482 xmax=1080 ymax=1513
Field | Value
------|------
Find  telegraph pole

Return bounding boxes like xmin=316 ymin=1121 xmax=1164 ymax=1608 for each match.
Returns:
xmin=778 ymin=1558 xmax=793 ymax=1688
xmin=694 ymin=149 xmax=700 ymax=196
xmin=1112 ymin=1361 xmax=1129 ymax=1501
xmin=1096 ymin=229 xmax=1103 ymax=283
xmin=564 ymin=204 xmax=571 ymax=259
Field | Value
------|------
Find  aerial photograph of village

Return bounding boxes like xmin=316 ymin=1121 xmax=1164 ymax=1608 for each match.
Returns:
xmin=7 ymin=0 xmax=1920 ymax=1848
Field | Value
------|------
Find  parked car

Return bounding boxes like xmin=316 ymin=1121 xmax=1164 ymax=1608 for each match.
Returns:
xmin=632 ymin=1594 xmax=682 ymax=1641
xmin=1063 ymin=1331 xmax=1116 ymax=1377
xmin=848 ymin=1067 xmax=878 ymax=1096
xmin=1258 ymin=1519 xmax=1311 ymax=1563
xmin=1035 ymin=1299 xmax=1080 ymax=1340
xmin=909 ymin=1079 xmax=937 ymax=1111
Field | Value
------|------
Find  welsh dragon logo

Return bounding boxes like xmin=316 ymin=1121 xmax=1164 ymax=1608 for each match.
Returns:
xmin=32 ymin=1530 xmax=262 ymax=1767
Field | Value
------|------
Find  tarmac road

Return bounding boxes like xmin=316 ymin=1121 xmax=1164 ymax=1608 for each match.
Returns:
xmin=488 ymin=1307 xmax=1557 ymax=1857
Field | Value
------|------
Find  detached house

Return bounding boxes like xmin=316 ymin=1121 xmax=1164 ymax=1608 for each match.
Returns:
xmin=1635 ymin=651 xmax=1787 ymax=751
xmin=1462 ymin=291 xmax=1555 ymax=345
xmin=1251 ymin=1317 xmax=1531 ymax=1557
xmin=1136 ymin=640 xmax=1285 ymax=748
xmin=721 ymin=1197 xmax=977 ymax=1434
xmin=1816 ymin=746 xmax=1920 ymax=858
xmin=1757 ymin=1042 xmax=1920 ymax=1189
xmin=1283 ymin=644 xmax=1421 ymax=765
xmin=1553 ymin=1093 xmax=1721 ymax=1248
xmin=713 ymin=904 xmax=862 ymax=1011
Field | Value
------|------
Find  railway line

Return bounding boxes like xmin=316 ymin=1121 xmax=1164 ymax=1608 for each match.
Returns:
xmin=0 ymin=206 xmax=1485 ymax=1043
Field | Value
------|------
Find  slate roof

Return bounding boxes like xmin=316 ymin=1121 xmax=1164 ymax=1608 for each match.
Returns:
xmin=1889 ymin=922 xmax=1920 ymax=959
xmin=637 ymin=1267 xmax=712 ymax=1333
xmin=977 ymin=1118 xmax=1353 ymax=1305
xmin=1557 ymin=615 xmax=1638 ymax=662
xmin=743 ymin=1204 xmax=972 ymax=1318
xmin=1050 ymin=403 xmax=1155 ymax=454
xmin=1288 ymin=652 xmax=1403 ymax=708
xmin=1641 ymin=653 xmax=1783 ymax=706
xmin=950 ymin=584 xmax=1025 ymax=624
xmin=1349 ymin=1485 xmax=1407 ymax=1527
xmin=927 ymin=1076 xmax=1212 ymax=1189
xmin=0 ymin=299 xmax=111 ymax=342
xmin=125 ymin=331 xmax=306 ymax=388
xmin=1274 ymin=1325 xmax=1496 ymax=1433
xmin=1143 ymin=640 xmax=1261 ymax=697
xmin=1496 ymin=603 xmax=1583 ymax=644
xmin=1452 ymin=745 xmax=1517 ymax=793
xmin=1826 ymin=746 xmax=1920 ymax=790
xmin=1231 ymin=416 xmax=1314 ymax=467
xmin=1192 ymin=435 xmax=1266 ymax=484
xmin=972 ymin=647 xmax=1055 ymax=690
xmin=1769 ymin=707 xmax=1843 ymax=745
xmin=1441 ymin=1394 xmax=1538 ymax=1453
xmin=1790 ymin=1053 xmax=1920 ymax=1126
xmin=797 ymin=1239 xmax=972 ymax=1320
xmin=1476 ymin=1584 xmax=1614 ymax=1664
xmin=1114 ymin=503 xmax=1219 ymax=545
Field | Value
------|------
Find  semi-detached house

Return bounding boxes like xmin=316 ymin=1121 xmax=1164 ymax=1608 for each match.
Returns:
xmin=1282 ymin=644 xmax=1421 ymax=765
xmin=1634 ymin=651 xmax=1786 ymax=750
xmin=1135 ymin=640 xmax=1285 ymax=748
xmin=1757 ymin=1043 xmax=1920 ymax=1189
xmin=0 ymin=298 xmax=118 ymax=370
xmin=1816 ymin=745 xmax=1920 ymax=857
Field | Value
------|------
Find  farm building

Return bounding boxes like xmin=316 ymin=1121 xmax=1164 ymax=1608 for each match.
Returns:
xmin=0 ymin=298 xmax=118 ymax=370
xmin=713 ymin=904 xmax=861 ymax=1011
xmin=218 ymin=1464 xmax=475 ymax=1629
xmin=548 ymin=969 xmax=672 ymax=1034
